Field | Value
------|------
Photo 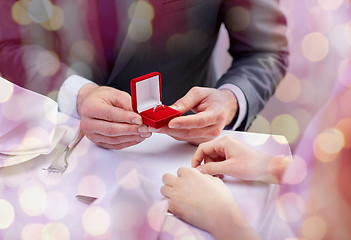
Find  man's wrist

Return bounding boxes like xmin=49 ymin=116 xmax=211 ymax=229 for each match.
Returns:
xmin=77 ymin=83 xmax=99 ymax=117
xmin=57 ymin=75 xmax=96 ymax=118
xmin=220 ymin=89 xmax=239 ymax=126
xmin=218 ymin=84 xmax=248 ymax=130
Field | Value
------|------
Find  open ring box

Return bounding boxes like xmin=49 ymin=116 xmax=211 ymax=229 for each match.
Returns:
xmin=131 ymin=72 xmax=181 ymax=129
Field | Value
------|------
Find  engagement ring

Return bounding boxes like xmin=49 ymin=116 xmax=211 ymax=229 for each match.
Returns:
xmin=153 ymin=101 xmax=165 ymax=112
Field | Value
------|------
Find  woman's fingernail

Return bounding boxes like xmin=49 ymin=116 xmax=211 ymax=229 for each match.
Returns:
xmin=138 ymin=125 xmax=149 ymax=133
xmin=196 ymin=166 xmax=202 ymax=172
xmin=132 ymin=118 xmax=143 ymax=125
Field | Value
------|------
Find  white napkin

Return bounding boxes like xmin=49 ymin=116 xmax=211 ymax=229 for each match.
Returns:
xmin=0 ymin=77 xmax=65 ymax=167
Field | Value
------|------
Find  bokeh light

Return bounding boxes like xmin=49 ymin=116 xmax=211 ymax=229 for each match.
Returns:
xmin=317 ymin=0 xmax=344 ymax=10
xmin=113 ymin=200 xmax=141 ymax=231
xmin=337 ymin=58 xmax=351 ymax=87
xmin=302 ymin=216 xmax=327 ymax=240
xmin=161 ymin=214 xmax=177 ymax=235
xmin=282 ymin=155 xmax=307 ymax=185
xmin=271 ymin=114 xmax=299 ymax=144
xmin=21 ymin=127 xmax=47 ymax=149
xmin=226 ymin=7 xmax=250 ymax=32
xmin=329 ymin=24 xmax=351 ymax=58
xmin=313 ymin=128 xmax=344 ymax=162
xmin=248 ymin=115 xmax=270 ymax=134
xmin=82 ymin=206 xmax=110 ymax=236
xmin=11 ymin=1 xmax=32 ymax=25
xmin=1 ymin=94 xmax=26 ymax=121
xmin=70 ymin=40 xmax=95 ymax=64
xmin=127 ymin=1 xmax=154 ymax=43
xmin=344 ymin=21 xmax=351 ymax=46
xmin=35 ymin=51 xmax=60 ymax=77
xmin=118 ymin=169 xmax=141 ymax=190
xmin=275 ymin=73 xmax=301 ymax=103
xmin=78 ymin=175 xmax=106 ymax=197
xmin=0 ymin=78 xmax=14 ymax=103
xmin=44 ymin=191 xmax=68 ymax=221
xmin=28 ymin=0 xmax=53 ymax=23
xmin=127 ymin=19 xmax=153 ymax=43
xmin=336 ymin=118 xmax=351 ymax=148
xmin=339 ymin=88 xmax=351 ymax=115
xmin=236 ymin=198 xmax=260 ymax=226
xmin=301 ymin=32 xmax=329 ymax=62
xmin=41 ymin=5 xmax=64 ymax=31
xmin=307 ymin=6 xmax=334 ymax=33
xmin=22 ymin=223 xmax=44 ymax=240
xmin=277 ymin=193 xmax=306 ymax=222
xmin=115 ymin=161 xmax=143 ymax=182
xmin=242 ymin=131 xmax=269 ymax=146
xmin=128 ymin=1 xmax=154 ymax=21
xmin=272 ymin=135 xmax=289 ymax=145
xmin=0 ymin=199 xmax=15 ymax=229
xmin=147 ymin=201 xmax=167 ymax=231
xmin=42 ymin=222 xmax=70 ymax=240
xmin=19 ymin=185 xmax=48 ymax=216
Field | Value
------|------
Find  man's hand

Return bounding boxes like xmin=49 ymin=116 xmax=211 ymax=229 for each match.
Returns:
xmin=150 ymin=87 xmax=238 ymax=145
xmin=192 ymin=136 xmax=290 ymax=184
xmin=77 ymin=84 xmax=151 ymax=150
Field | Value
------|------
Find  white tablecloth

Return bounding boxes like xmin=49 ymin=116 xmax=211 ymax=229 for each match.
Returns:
xmin=0 ymin=113 xmax=292 ymax=239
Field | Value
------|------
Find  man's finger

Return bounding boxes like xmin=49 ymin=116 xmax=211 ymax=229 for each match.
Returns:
xmin=88 ymin=133 xmax=149 ymax=145
xmin=85 ymin=102 xmax=142 ymax=124
xmin=168 ymin=111 xmax=219 ymax=129
xmin=170 ymin=87 xmax=207 ymax=114
xmin=95 ymin=139 xmax=143 ymax=150
xmin=156 ymin=125 xmax=221 ymax=140
xmin=81 ymin=119 xmax=147 ymax=136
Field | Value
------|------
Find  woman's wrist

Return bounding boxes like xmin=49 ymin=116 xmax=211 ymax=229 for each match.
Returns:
xmin=209 ymin=204 xmax=260 ymax=240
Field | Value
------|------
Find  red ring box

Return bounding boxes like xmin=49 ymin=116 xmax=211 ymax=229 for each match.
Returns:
xmin=131 ymin=72 xmax=181 ymax=129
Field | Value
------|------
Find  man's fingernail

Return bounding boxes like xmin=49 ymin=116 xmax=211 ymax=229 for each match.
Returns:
xmin=138 ymin=125 xmax=149 ymax=133
xmin=196 ymin=166 xmax=202 ymax=172
xmin=149 ymin=127 xmax=159 ymax=133
xmin=140 ymin=132 xmax=152 ymax=138
xmin=132 ymin=118 xmax=143 ymax=125
xmin=168 ymin=122 xmax=179 ymax=128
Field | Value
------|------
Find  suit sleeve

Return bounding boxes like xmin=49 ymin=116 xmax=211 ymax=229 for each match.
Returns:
xmin=216 ymin=0 xmax=289 ymax=130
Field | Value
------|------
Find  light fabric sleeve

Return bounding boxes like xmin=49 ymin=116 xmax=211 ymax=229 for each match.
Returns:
xmin=57 ymin=75 xmax=96 ymax=119
xmin=219 ymin=83 xmax=247 ymax=130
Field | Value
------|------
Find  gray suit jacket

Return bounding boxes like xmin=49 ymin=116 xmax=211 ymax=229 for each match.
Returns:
xmin=106 ymin=0 xmax=289 ymax=130
xmin=0 ymin=0 xmax=288 ymax=130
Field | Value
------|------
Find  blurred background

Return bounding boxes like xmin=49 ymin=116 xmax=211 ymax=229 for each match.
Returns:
xmin=215 ymin=0 xmax=351 ymax=151
xmin=1 ymin=0 xmax=351 ymax=239
xmin=2 ymin=0 xmax=351 ymax=151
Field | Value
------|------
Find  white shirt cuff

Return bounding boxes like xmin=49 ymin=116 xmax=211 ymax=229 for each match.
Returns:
xmin=57 ymin=75 xmax=96 ymax=119
xmin=218 ymin=83 xmax=247 ymax=130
